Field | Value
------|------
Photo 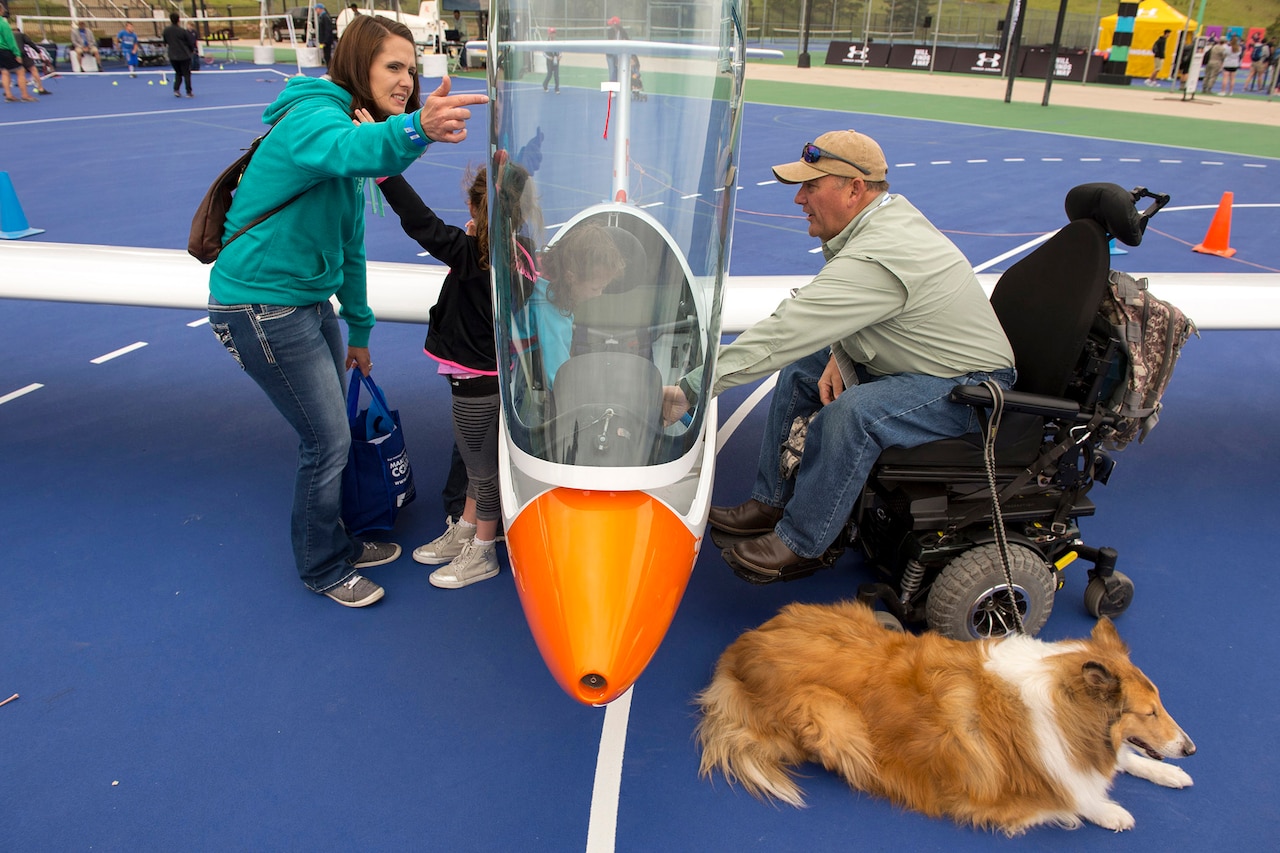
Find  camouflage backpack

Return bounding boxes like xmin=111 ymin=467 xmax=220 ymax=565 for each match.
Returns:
xmin=1095 ymin=270 xmax=1198 ymax=450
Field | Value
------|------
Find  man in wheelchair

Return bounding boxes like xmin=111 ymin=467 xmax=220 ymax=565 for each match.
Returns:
xmin=662 ymin=129 xmax=1015 ymax=582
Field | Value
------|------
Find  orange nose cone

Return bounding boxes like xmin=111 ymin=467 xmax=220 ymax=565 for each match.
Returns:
xmin=507 ymin=488 xmax=699 ymax=705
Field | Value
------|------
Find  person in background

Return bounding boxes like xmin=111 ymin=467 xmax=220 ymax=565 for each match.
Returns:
xmin=336 ymin=3 xmax=361 ymax=39
xmin=1200 ymin=37 xmax=1226 ymax=94
xmin=451 ymin=8 xmax=467 ymax=70
xmin=117 ymin=21 xmax=140 ymax=78
xmin=13 ymin=22 xmax=51 ymax=96
xmin=662 ymin=130 xmax=1015 ymax=583
xmin=606 ymin=15 xmax=627 ymax=82
xmin=162 ymin=11 xmax=196 ymax=97
xmin=0 ymin=2 xmax=34 ymax=101
xmin=1219 ymin=33 xmax=1242 ymax=96
xmin=1146 ymin=28 xmax=1169 ymax=86
xmin=206 ymin=15 xmax=488 ymax=607
xmin=317 ymin=3 xmax=336 ymax=66
xmin=70 ymin=20 xmax=100 ymax=69
xmin=1244 ymin=38 xmax=1269 ymax=92
xmin=542 ymin=27 xmax=560 ymax=93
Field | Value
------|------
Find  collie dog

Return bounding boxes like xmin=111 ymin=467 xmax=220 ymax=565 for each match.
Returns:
xmin=695 ymin=601 xmax=1195 ymax=834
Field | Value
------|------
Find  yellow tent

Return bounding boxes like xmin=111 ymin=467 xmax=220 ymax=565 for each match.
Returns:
xmin=1097 ymin=0 xmax=1199 ymax=79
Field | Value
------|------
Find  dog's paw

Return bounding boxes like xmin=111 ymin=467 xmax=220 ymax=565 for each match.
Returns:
xmin=1119 ymin=751 xmax=1194 ymax=788
xmin=1147 ymin=763 xmax=1194 ymax=789
xmin=1087 ymin=802 xmax=1135 ymax=832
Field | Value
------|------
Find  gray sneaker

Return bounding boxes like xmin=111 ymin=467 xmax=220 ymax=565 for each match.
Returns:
xmin=413 ymin=519 xmax=474 ymax=565
xmin=428 ymin=539 xmax=500 ymax=589
xmin=353 ymin=541 xmax=402 ymax=569
xmin=323 ymin=574 xmax=385 ymax=607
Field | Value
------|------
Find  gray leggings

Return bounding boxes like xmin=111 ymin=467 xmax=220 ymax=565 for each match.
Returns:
xmin=452 ymin=391 xmax=501 ymax=523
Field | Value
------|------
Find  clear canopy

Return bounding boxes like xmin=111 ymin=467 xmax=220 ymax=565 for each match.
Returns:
xmin=488 ymin=2 xmax=746 ymax=475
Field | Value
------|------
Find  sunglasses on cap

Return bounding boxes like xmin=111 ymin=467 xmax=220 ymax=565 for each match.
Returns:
xmin=801 ymin=143 xmax=871 ymax=176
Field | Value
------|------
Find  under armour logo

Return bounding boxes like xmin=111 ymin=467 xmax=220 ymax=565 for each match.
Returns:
xmin=975 ymin=52 xmax=1002 ymax=68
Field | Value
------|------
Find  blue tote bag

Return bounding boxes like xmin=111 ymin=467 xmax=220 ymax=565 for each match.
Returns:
xmin=341 ymin=372 xmax=416 ymax=535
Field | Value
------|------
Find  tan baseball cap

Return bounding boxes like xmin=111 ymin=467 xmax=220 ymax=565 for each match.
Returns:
xmin=772 ymin=130 xmax=889 ymax=184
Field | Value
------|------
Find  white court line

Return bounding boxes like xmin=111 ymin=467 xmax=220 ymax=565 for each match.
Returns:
xmin=585 ymin=686 xmax=633 ymax=853
xmin=971 ymin=232 xmax=1056 ymax=274
xmin=91 ymin=342 xmax=148 ymax=364
xmin=0 ymin=383 xmax=43 ymax=405
xmin=717 ymin=373 xmax=780 ymax=453
xmin=187 ymin=317 xmax=210 ymax=327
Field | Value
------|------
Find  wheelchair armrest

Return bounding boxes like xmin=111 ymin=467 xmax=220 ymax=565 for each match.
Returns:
xmin=950 ymin=384 xmax=1081 ymax=420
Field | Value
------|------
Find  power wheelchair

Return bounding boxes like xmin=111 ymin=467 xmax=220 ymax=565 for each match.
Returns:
xmin=746 ymin=183 xmax=1171 ymax=640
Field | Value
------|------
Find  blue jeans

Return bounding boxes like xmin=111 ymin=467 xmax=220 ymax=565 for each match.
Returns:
xmin=208 ymin=298 xmax=361 ymax=593
xmin=751 ymin=350 xmax=1016 ymax=558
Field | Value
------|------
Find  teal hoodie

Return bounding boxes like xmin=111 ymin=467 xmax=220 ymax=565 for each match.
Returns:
xmin=208 ymin=75 xmax=432 ymax=347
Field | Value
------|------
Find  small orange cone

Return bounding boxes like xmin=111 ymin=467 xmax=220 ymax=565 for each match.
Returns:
xmin=1192 ymin=191 xmax=1236 ymax=258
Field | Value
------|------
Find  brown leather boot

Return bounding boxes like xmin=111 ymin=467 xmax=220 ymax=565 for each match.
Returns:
xmin=726 ymin=532 xmax=835 ymax=584
xmin=707 ymin=499 xmax=783 ymax=536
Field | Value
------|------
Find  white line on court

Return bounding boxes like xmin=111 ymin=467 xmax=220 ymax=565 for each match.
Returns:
xmin=0 ymin=383 xmax=43 ymax=405
xmin=717 ymin=373 xmax=780 ymax=453
xmin=187 ymin=317 xmax=210 ymax=327
xmin=585 ymin=686 xmax=633 ymax=853
xmin=91 ymin=342 xmax=148 ymax=364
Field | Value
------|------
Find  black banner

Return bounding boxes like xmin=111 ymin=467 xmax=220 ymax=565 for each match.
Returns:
xmin=1019 ymin=47 xmax=1100 ymax=82
xmin=951 ymin=46 xmax=1009 ymax=75
xmin=824 ymin=41 xmax=892 ymax=68
xmin=886 ymin=44 xmax=957 ymax=72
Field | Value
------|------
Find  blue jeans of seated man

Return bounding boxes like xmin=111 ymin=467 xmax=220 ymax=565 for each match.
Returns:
xmin=208 ymin=298 xmax=361 ymax=593
xmin=751 ymin=349 xmax=1016 ymax=559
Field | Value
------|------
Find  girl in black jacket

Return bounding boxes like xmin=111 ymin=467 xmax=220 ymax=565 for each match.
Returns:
xmin=380 ymin=164 xmax=529 ymax=589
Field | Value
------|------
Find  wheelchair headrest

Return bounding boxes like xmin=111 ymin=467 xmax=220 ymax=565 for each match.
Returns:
xmin=1064 ymin=182 xmax=1168 ymax=247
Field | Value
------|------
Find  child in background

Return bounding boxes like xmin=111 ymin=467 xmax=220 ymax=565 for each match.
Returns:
xmin=117 ymin=21 xmax=140 ymax=77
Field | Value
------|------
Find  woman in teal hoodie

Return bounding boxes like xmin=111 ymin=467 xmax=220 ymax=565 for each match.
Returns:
xmin=207 ymin=14 xmax=487 ymax=608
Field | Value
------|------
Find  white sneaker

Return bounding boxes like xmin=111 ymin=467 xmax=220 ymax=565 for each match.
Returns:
xmin=413 ymin=518 xmax=474 ymax=565
xmin=428 ymin=539 xmax=499 ymax=589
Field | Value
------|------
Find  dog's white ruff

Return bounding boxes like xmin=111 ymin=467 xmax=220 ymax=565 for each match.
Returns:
xmin=983 ymin=636 xmax=1133 ymax=830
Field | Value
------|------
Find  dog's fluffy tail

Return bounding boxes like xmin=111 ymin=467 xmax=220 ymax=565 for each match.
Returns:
xmin=694 ymin=668 xmax=808 ymax=807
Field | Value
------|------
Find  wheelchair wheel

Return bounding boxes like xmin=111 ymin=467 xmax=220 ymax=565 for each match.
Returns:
xmin=874 ymin=610 xmax=904 ymax=632
xmin=1084 ymin=570 xmax=1135 ymax=618
xmin=925 ymin=543 xmax=1056 ymax=640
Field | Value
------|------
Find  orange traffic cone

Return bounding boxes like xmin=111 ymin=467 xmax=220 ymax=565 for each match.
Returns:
xmin=1192 ymin=191 xmax=1236 ymax=258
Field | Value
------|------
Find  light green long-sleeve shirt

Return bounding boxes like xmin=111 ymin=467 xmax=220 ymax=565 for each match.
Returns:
xmin=689 ymin=193 xmax=1014 ymax=401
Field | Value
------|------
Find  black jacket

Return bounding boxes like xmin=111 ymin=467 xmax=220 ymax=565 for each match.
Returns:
xmin=379 ymin=174 xmax=495 ymax=374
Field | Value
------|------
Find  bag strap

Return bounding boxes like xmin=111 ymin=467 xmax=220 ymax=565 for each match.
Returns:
xmin=220 ymin=113 xmax=309 ymax=254
xmin=346 ymin=370 xmax=395 ymax=440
